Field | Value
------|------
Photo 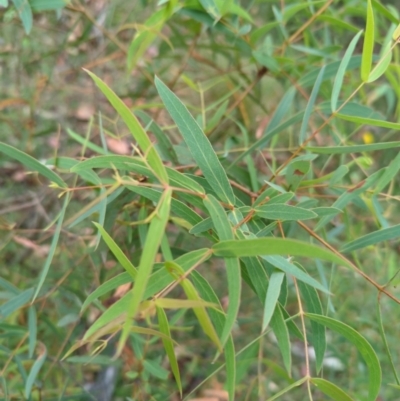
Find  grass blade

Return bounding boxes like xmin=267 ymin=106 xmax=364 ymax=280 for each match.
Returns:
xmin=155 ymin=76 xmax=235 ymax=205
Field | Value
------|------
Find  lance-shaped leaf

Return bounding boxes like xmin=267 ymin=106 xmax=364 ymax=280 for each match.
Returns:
xmin=361 ymin=0 xmax=374 ymax=82
xmin=0 ymin=142 xmax=66 ymax=188
xmin=156 ymin=306 xmax=182 ymax=396
xmin=117 ymin=189 xmax=172 ymax=355
xmin=155 ymin=76 xmax=235 ymax=205
xmin=331 ymin=30 xmax=363 ymax=111
xmin=166 ymin=261 xmax=222 ymax=352
xmin=204 ymin=195 xmax=241 ymax=348
xmin=255 ymin=204 xmax=317 ymax=221
xmin=84 ymin=70 xmax=168 ymax=184
xmin=212 ymin=238 xmax=351 ymax=268
xmin=341 ymin=224 xmax=400 ymax=253
xmin=307 ymin=314 xmax=381 ymax=401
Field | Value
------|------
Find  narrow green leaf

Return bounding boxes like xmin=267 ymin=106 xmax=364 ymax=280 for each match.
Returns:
xmin=145 ymin=249 xmax=212 ymax=300
xmin=84 ymin=70 xmax=168 ymax=184
xmin=12 ymin=0 xmax=32 ymax=34
xmin=377 ymin=302 xmax=400 ymax=384
xmin=368 ymin=38 xmax=392 ymax=83
xmin=166 ymin=261 xmax=222 ymax=351
xmin=30 ymin=0 xmax=66 ymax=11
xmin=33 ymin=195 xmax=69 ymax=301
xmin=125 ymin=185 xmax=202 ymax=228
xmin=331 ymin=31 xmax=363 ymax=111
xmin=311 ymin=207 xmax=342 ymax=217
xmin=94 ymin=187 xmax=107 ymax=249
xmin=299 ymin=65 xmax=325 ymax=144
xmin=0 ymin=142 xmax=66 ymax=188
xmin=307 ymin=314 xmax=381 ymax=401
xmin=204 ymin=195 xmax=240 ymax=348
xmin=190 ymin=270 xmax=236 ymax=401
xmin=135 ymin=110 xmax=178 ymax=164
xmin=264 ymin=256 xmax=329 ymax=294
xmin=373 ymin=151 xmax=400 ymax=194
xmin=117 ymin=189 xmax=172 ymax=354
xmin=93 ymin=223 xmax=137 ymax=280
xmin=156 ymin=306 xmax=182 ymax=396
xmin=81 ymin=273 xmax=130 ymax=312
xmin=265 ymin=377 xmax=307 ymax=401
xmin=307 ymin=140 xmax=400 ymax=154
xmin=393 ymin=23 xmax=400 ymax=40
xmin=24 ymin=345 xmax=47 ymax=398
xmin=341 ymin=224 xmax=400 ymax=253
xmin=372 ymin=0 xmax=399 ymax=24
xmin=155 ymin=76 xmax=235 ymax=205
xmin=270 ymin=304 xmax=292 ymax=374
xmin=298 ymin=280 xmax=326 ymax=373
xmin=262 ymin=271 xmax=284 ymax=331
xmin=255 ymin=204 xmax=317 ymax=221
xmin=311 ymin=378 xmax=355 ymax=401
xmin=213 ymin=238 xmax=350 ymax=268
xmin=71 ymin=155 xmax=204 ymax=194
xmin=0 ymin=288 xmax=34 ymax=318
xmin=66 ymin=128 xmax=107 ymax=155
xmin=361 ymin=0 xmax=375 ymax=82
xmin=28 ymin=306 xmax=37 ymax=359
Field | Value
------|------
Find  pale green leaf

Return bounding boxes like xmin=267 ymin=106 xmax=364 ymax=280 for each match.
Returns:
xmin=12 ymin=0 xmax=32 ymax=34
xmin=118 ymin=189 xmax=172 ymax=354
xmin=264 ymin=255 xmax=329 ymax=294
xmin=84 ymin=70 xmax=168 ymax=184
xmin=262 ymin=271 xmax=284 ymax=331
xmin=361 ymin=0 xmax=375 ymax=82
